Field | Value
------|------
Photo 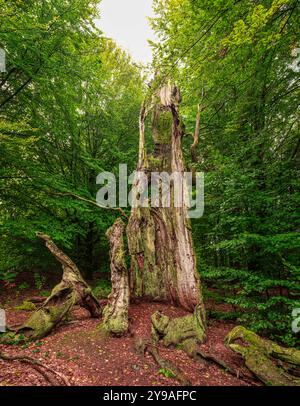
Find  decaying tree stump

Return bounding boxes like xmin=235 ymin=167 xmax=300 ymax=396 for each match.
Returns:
xmin=127 ymin=82 xmax=206 ymax=327
xmin=151 ymin=307 xmax=206 ymax=351
xmin=102 ymin=218 xmax=129 ymax=336
xmin=225 ymin=326 xmax=300 ymax=386
xmin=1 ymin=233 xmax=101 ymax=342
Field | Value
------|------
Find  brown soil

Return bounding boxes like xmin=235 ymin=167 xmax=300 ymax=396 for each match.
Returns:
xmin=0 ymin=290 xmax=258 ymax=386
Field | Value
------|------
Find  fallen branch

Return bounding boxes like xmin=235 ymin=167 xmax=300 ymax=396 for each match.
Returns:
xmin=0 ymin=351 xmax=70 ymax=386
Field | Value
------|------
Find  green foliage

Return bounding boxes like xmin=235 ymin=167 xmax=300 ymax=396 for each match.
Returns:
xmin=18 ymin=282 xmax=30 ymax=291
xmin=34 ymin=272 xmax=46 ymax=290
xmin=0 ymin=0 xmax=143 ymax=283
xmin=0 ymin=270 xmax=17 ymax=284
xmin=158 ymin=368 xmax=176 ymax=379
xmin=92 ymin=280 xmax=111 ymax=299
xmin=40 ymin=290 xmax=51 ymax=298
xmin=209 ymin=310 xmax=241 ymax=321
xmin=2 ymin=332 xmax=26 ymax=346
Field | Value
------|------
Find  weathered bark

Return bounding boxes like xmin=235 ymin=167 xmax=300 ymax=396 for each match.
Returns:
xmin=102 ymin=218 xmax=129 ymax=336
xmin=2 ymin=233 xmax=101 ymax=342
xmin=127 ymin=82 xmax=206 ymax=324
xmin=225 ymin=326 xmax=300 ymax=386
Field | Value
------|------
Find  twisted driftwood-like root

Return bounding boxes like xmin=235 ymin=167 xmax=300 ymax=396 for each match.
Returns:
xmin=102 ymin=218 xmax=129 ymax=336
xmin=225 ymin=326 xmax=300 ymax=386
xmin=1 ymin=233 xmax=101 ymax=342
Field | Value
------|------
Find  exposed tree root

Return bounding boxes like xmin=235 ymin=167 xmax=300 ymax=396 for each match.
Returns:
xmin=189 ymin=344 xmax=258 ymax=385
xmin=1 ymin=233 xmax=101 ymax=342
xmin=134 ymin=337 xmax=191 ymax=386
xmin=150 ymin=311 xmax=258 ymax=385
xmin=151 ymin=307 xmax=205 ymax=348
xmin=225 ymin=326 xmax=300 ymax=386
xmin=102 ymin=218 xmax=129 ymax=336
xmin=0 ymin=351 xmax=70 ymax=386
xmin=27 ymin=297 xmax=46 ymax=304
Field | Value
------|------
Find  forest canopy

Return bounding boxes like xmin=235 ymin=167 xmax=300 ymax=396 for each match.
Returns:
xmin=0 ymin=0 xmax=143 ymax=278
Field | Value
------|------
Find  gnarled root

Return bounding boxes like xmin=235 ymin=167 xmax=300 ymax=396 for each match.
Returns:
xmin=0 ymin=351 xmax=71 ymax=386
xmin=225 ymin=326 xmax=300 ymax=386
xmin=134 ymin=337 xmax=191 ymax=386
xmin=1 ymin=233 xmax=101 ymax=342
xmin=150 ymin=310 xmax=256 ymax=385
xmin=102 ymin=218 xmax=129 ymax=336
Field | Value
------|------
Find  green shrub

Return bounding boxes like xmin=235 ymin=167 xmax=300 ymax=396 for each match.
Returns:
xmin=92 ymin=280 xmax=111 ymax=299
xmin=34 ymin=272 xmax=46 ymax=290
xmin=158 ymin=368 xmax=176 ymax=379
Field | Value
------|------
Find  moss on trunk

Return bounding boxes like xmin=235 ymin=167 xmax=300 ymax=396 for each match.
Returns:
xmin=151 ymin=306 xmax=205 ymax=351
xmin=102 ymin=218 xmax=129 ymax=336
xmin=1 ymin=233 xmax=101 ymax=342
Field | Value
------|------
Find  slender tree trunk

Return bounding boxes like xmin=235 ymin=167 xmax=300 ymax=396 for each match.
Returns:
xmin=127 ymin=83 xmax=206 ymax=324
xmin=103 ymin=218 xmax=129 ymax=336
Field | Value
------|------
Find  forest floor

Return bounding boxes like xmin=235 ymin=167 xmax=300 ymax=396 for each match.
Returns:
xmin=0 ymin=283 xmax=260 ymax=387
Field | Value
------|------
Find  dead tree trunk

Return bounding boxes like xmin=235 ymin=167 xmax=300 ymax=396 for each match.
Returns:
xmin=3 ymin=233 xmax=101 ymax=341
xmin=102 ymin=218 xmax=129 ymax=336
xmin=127 ymin=83 xmax=206 ymax=326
